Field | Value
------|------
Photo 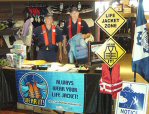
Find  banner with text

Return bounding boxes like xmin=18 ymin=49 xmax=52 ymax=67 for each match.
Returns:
xmin=16 ymin=70 xmax=84 ymax=113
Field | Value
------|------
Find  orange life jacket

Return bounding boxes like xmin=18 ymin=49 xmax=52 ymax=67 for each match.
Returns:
xmin=41 ymin=24 xmax=56 ymax=46
xmin=69 ymin=18 xmax=82 ymax=39
xmin=99 ymin=64 xmax=123 ymax=99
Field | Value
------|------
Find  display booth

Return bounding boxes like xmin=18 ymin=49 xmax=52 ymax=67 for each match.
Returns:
xmin=0 ymin=67 xmax=113 ymax=114
xmin=0 ymin=0 xmax=149 ymax=114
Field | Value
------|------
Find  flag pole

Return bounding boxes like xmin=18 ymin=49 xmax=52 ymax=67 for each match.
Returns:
xmin=134 ymin=64 xmax=136 ymax=82
xmin=133 ymin=0 xmax=139 ymax=82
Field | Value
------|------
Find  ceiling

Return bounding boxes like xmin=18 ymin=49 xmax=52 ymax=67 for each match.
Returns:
xmin=0 ymin=1 xmax=95 ymax=20
xmin=0 ymin=0 xmax=102 ymax=2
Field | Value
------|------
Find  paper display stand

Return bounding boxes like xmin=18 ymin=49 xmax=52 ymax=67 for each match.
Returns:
xmin=115 ymin=81 xmax=149 ymax=114
xmin=88 ymin=41 xmax=103 ymax=66
xmin=6 ymin=44 xmax=26 ymax=68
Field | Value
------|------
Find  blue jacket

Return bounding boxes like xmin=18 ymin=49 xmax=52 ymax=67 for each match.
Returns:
xmin=68 ymin=33 xmax=88 ymax=63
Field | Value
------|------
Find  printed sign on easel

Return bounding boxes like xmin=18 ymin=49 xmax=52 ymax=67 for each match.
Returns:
xmin=115 ymin=82 xmax=148 ymax=114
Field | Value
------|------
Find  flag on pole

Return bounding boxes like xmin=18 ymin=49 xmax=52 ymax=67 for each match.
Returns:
xmin=132 ymin=0 xmax=149 ymax=82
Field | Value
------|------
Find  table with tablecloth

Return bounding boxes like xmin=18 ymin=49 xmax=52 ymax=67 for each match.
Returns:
xmin=0 ymin=68 xmax=112 ymax=114
xmin=0 ymin=68 xmax=17 ymax=109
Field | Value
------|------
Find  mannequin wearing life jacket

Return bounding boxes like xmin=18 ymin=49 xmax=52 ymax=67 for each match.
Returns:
xmin=63 ymin=7 xmax=91 ymax=64
xmin=33 ymin=13 xmax=63 ymax=62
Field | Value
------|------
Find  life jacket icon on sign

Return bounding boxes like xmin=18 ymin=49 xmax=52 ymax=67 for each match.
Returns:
xmin=20 ymin=72 xmax=48 ymax=106
xmin=119 ymin=85 xmax=144 ymax=110
xmin=104 ymin=43 xmax=118 ymax=63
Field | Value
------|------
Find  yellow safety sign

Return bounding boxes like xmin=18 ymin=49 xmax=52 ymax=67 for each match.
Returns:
xmin=95 ymin=7 xmax=126 ymax=36
xmin=95 ymin=38 xmax=126 ymax=68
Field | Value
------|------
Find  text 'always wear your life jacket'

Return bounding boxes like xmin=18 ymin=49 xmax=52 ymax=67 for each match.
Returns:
xmin=99 ymin=64 xmax=123 ymax=99
xmin=69 ymin=18 xmax=82 ymax=38
xmin=41 ymin=24 xmax=56 ymax=46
